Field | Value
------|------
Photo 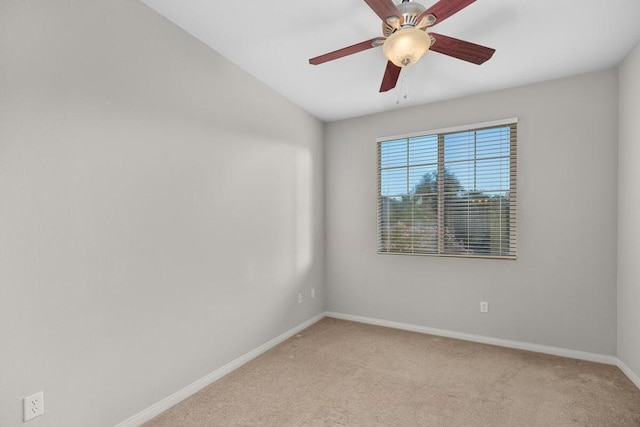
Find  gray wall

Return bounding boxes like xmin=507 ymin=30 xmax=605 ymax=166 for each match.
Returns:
xmin=325 ymin=70 xmax=619 ymax=356
xmin=618 ymin=42 xmax=640 ymax=377
xmin=0 ymin=1 xmax=324 ymax=426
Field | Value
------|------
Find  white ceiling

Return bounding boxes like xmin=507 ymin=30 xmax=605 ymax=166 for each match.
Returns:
xmin=141 ymin=0 xmax=640 ymax=122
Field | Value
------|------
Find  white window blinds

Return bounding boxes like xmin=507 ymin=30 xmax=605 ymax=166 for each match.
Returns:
xmin=377 ymin=119 xmax=517 ymax=259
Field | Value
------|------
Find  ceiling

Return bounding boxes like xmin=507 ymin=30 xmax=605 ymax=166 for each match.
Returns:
xmin=141 ymin=0 xmax=640 ymax=122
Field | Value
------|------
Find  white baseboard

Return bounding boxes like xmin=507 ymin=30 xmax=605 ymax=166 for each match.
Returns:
xmin=617 ymin=359 xmax=640 ymax=390
xmin=325 ymin=312 xmax=619 ymax=366
xmin=114 ymin=313 xmax=325 ymax=427
xmin=117 ymin=310 xmax=639 ymax=426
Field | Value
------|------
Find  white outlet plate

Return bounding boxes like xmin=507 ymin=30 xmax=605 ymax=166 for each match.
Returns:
xmin=24 ymin=391 xmax=44 ymax=422
xmin=480 ymin=301 xmax=489 ymax=313
xmin=311 ymin=288 xmax=315 ymax=298
xmin=297 ymin=293 xmax=302 ymax=304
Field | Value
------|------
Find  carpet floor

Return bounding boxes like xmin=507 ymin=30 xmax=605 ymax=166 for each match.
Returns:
xmin=145 ymin=318 xmax=640 ymax=426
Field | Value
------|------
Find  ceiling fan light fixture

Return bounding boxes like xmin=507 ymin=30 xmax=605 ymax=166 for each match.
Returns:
xmin=382 ymin=27 xmax=431 ymax=67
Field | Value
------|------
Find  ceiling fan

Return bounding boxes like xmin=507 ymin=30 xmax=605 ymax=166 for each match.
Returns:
xmin=309 ymin=0 xmax=495 ymax=92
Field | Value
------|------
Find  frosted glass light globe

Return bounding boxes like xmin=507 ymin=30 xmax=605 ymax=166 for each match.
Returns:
xmin=383 ymin=28 xmax=431 ymax=68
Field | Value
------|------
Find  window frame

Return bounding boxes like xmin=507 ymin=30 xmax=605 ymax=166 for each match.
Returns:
xmin=376 ymin=118 xmax=518 ymax=260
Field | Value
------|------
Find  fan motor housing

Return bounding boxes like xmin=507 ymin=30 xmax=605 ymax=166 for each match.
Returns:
xmin=383 ymin=1 xmax=427 ymax=37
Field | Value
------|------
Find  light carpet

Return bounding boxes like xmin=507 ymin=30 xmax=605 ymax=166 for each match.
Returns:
xmin=145 ymin=318 xmax=640 ymax=426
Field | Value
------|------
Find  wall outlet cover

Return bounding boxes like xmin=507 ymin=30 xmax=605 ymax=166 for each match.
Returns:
xmin=24 ymin=391 xmax=44 ymax=422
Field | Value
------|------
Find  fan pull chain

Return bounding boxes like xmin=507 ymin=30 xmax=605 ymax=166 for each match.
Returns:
xmin=396 ymin=72 xmax=409 ymax=105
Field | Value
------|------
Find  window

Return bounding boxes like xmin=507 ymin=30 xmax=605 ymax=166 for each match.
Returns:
xmin=377 ymin=119 xmax=517 ymax=259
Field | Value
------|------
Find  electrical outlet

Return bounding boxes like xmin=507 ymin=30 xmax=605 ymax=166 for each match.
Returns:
xmin=311 ymin=288 xmax=315 ymax=298
xmin=297 ymin=293 xmax=302 ymax=304
xmin=480 ymin=301 xmax=489 ymax=313
xmin=24 ymin=391 xmax=44 ymax=422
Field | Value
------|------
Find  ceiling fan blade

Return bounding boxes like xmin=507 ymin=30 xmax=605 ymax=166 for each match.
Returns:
xmin=363 ymin=0 xmax=403 ymax=23
xmin=380 ymin=61 xmax=402 ymax=92
xmin=309 ymin=37 xmax=385 ymax=65
xmin=429 ymin=33 xmax=495 ymax=65
xmin=419 ymin=0 xmax=476 ymax=26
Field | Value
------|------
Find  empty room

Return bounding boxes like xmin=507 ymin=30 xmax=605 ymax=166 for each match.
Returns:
xmin=2 ymin=0 xmax=640 ymax=426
